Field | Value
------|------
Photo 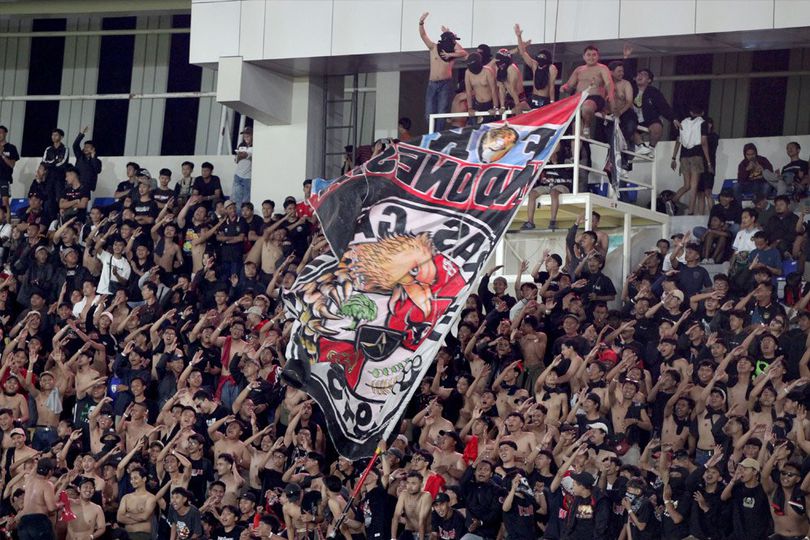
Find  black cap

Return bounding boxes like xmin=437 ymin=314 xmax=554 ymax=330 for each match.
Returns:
xmin=284 ymin=483 xmax=302 ymax=500
xmin=433 ymin=492 xmax=450 ymax=504
xmin=570 ymin=471 xmax=595 ymax=488
xmin=240 ymin=492 xmax=257 ymax=503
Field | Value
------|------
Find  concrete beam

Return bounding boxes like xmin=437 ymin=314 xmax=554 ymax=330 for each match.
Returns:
xmin=216 ymin=56 xmax=292 ymax=126
xmin=1 ymin=0 xmax=189 ymax=16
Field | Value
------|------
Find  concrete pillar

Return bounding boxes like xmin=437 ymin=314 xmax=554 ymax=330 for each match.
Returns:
xmin=250 ymin=77 xmax=315 ymax=207
xmin=374 ymin=71 xmax=400 ymax=141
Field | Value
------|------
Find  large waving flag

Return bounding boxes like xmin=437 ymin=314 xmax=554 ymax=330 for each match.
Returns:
xmin=282 ymin=94 xmax=584 ymax=458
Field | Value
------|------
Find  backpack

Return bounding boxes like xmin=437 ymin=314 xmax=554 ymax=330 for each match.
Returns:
xmin=679 ymin=117 xmax=703 ymax=150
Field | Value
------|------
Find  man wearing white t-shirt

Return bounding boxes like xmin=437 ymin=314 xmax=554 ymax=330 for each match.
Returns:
xmin=731 ymin=208 xmax=760 ymax=259
xmin=95 ymin=235 xmax=131 ymax=296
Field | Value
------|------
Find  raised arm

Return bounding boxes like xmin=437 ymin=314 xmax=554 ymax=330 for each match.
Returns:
xmin=418 ymin=12 xmax=434 ymax=49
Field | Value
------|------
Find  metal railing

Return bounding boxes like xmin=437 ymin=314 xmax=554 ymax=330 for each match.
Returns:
xmin=427 ymin=106 xmax=659 ymax=212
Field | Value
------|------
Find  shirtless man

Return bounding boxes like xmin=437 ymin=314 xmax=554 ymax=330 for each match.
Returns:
xmin=391 ymin=472 xmax=432 ymax=540
xmin=17 ymin=457 xmax=58 ymax=540
xmin=151 ymin=218 xmax=183 ymax=274
xmin=418 ymin=430 xmax=466 ymax=485
xmin=2 ymin=428 xmax=38 ymax=478
xmin=67 ymin=478 xmax=105 ymax=540
xmin=0 ymin=375 xmax=29 ymax=424
xmin=761 ymin=455 xmax=809 ymax=540
xmin=282 ymin=483 xmax=319 ymax=539
xmin=609 ymin=60 xmax=636 ymax=164
xmin=660 ymin=394 xmax=694 ymax=452
xmin=118 ymin=401 xmax=156 ymax=452
xmin=0 ymin=409 xmax=15 ymax=449
xmin=500 ymin=412 xmax=539 ymax=461
xmin=209 ymin=417 xmax=251 ymax=468
xmin=534 ymin=358 xmax=569 ymax=426
xmin=494 ymin=49 xmax=528 ymax=113
xmin=419 ymin=12 xmax=467 ymax=132
xmin=24 ymin=369 xmax=67 ymax=450
xmin=560 ymin=45 xmax=613 ymax=136
xmin=464 ymin=52 xmax=499 ymax=121
xmin=117 ymin=466 xmax=157 ymax=540
xmin=211 ymin=318 xmax=248 ymax=379
xmin=412 ymin=398 xmax=454 ymax=448
xmin=514 ymin=25 xmax=557 ymax=108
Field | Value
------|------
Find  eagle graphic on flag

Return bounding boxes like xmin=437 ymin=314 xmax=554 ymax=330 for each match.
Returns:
xmin=283 ymin=94 xmax=584 ymax=459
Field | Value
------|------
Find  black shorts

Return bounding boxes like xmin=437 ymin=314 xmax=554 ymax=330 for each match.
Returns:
xmin=639 ymin=118 xmax=663 ymax=129
xmin=0 ymin=181 xmax=9 ymax=199
xmin=585 ymin=94 xmax=606 ymax=110
xmin=18 ymin=514 xmax=54 ymax=540
xmin=473 ymin=99 xmax=494 ymax=112
xmin=530 ymin=94 xmax=550 ymax=109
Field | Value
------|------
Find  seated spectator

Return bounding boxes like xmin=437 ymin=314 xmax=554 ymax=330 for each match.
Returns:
xmin=778 ymin=141 xmax=809 ymax=199
xmin=734 ymin=143 xmax=775 ymax=200
xmin=521 ymin=142 xmax=573 ymax=231
xmin=764 ymin=195 xmax=800 ymax=260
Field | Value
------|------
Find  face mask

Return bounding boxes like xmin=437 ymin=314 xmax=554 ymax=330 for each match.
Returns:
xmin=625 ymin=493 xmax=637 ymax=504
xmin=467 ymin=58 xmax=483 ymax=75
xmin=535 ymin=51 xmax=552 ymax=68
xmin=477 ymin=44 xmax=492 ymax=65
xmin=437 ymin=32 xmax=457 ymax=59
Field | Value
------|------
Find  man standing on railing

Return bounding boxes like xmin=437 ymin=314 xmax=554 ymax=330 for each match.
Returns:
xmin=631 ymin=69 xmax=679 ymax=157
xmin=419 ymin=12 xmax=467 ymax=132
xmin=560 ymin=45 xmax=613 ymax=138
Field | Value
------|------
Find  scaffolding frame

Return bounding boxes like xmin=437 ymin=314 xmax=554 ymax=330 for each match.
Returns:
xmin=427 ymin=107 xmax=670 ymax=299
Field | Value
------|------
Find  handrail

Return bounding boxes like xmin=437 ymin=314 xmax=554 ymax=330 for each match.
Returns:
xmin=428 ymin=106 xmax=659 ymax=211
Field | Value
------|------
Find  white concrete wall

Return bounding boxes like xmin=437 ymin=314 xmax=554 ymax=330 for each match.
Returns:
xmin=190 ymin=0 xmax=810 ymax=64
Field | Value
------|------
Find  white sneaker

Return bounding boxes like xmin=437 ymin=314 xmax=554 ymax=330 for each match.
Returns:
xmin=635 ymin=143 xmax=654 ymax=157
xmin=619 ymin=169 xmax=630 ymax=181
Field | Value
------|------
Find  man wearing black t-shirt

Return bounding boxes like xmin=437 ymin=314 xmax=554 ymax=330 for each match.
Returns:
xmin=217 ymin=200 xmax=247 ymax=278
xmin=0 ymin=125 xmax=19 ymax=214
xmin=622 ymin=478 xmax=657 ymax=539
xmin=502 ymin=473 xmax=539 ymax=540
xmin=431 ymin=492 xmax=466 ymax=540
xmin=133 ymin=173 xmax=159 ymax=226
xmin=239 ymin=202 xmax=263 ymax=243
xmin=72 ymin=127 xmax=102 ymax=192
xmin=562 ymin=471 xmax=610 ymax=540
xmin=720 ymin=457 xmax=771 ymax=540
xmin=59 ymin=166 xmax=90 ymax=222
xmin=114 ymin=162 xmax=140 ymax=201
xmin=212 ymin=505 xmax=243 ymax=540
xmin=781 ymin=141 xmax=809 ymax=198
xmin=185 ymin=434 xmax=214 ymax=506
xmin=192 ymin=162 xmax=223 ymax=210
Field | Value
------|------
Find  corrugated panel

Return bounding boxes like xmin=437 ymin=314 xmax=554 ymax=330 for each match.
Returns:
xmin=0 ymin=19 xmax=32 ymax=149
xmin=58 ymin=16 xmax=101 ymax=138
xmin=195 ymin=67 xmax=220 ymax=155
xmin=125 ymin=15 xmax=170 ymax=155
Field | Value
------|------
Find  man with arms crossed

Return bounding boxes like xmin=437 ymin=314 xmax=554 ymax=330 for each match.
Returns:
xmin=117 ymin=466 xmax=157 ymax=540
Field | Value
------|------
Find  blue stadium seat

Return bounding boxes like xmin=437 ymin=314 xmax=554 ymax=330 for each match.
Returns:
xmin=782 ymin=259 xmax=798 ymax=277
xmin=92 ymin=197 xmax=116 ymax=208
xmin=10 ymin=198 xmax=28 ymax=215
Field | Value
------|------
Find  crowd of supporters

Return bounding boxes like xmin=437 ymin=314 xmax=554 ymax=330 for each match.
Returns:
xmin=0 ymin=13 xmax=805 ymax=540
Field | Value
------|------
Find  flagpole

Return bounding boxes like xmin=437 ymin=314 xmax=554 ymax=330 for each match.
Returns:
xmin=328 ymin=446 xmax=382 ymax=538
